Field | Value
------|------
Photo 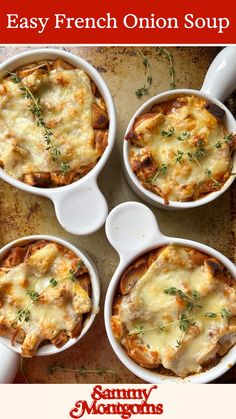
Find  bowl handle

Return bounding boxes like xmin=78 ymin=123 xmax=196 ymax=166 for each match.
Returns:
xmin=51 ymin=178 xmax=108 ymax=235
xmin=105 ymin=202 xmax=165 ymax=264
xmin=201 ymin=46 xmax=236 ymax=102
xmin=0 ymin=343 xmax=20 ymax=383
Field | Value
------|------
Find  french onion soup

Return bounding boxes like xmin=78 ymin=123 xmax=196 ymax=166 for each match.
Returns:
xmin=111 ymin=244 xmax=236 ymax=378
xmin=0 ymin=240 xmax=92 ymax=357
xmin=0 ymin=59 xmax=109 ymax=187
xmin=127 ymin=95 xmax=236 ymax=204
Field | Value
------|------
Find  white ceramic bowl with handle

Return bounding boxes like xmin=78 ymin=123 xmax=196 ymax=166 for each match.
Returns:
xmin=0 ymin=48 xmax=116 ymax=234
xmin=0 ymin=234 xmax=100 ymax=383
xmin=123 ymin=46 xmax=236 ymax=209
xmin=104 ymin=201 xmax=236 ymax=383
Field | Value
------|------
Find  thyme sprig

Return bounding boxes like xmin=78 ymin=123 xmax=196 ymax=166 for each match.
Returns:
xmin=12 ymin=277 xmax=58 ymax=325
xmin=164 ymin=287 xmax=202 ymax=311
xmin=130 ymin=286 xmax=231 ymax=349
xmin=204 ymin=169 xmax=221 ymax=188
xmin=157 ymin=47 xmax=175 ymax=89
xmin=204 ymin=309 xmax=231 ymax=320
xmin=69 ymin=260 xmax=85 ymax=282
xmin=8 ymin=71 xmax=70 ymax=174
xmin=12 ymin=260 xmax=84 ymax=324
xmin=12 ymin=260 xmax=84 ymax=326
xmin=149 ymin=131 xmax=233 ymax=184
xmin=130 ymin=308 xmax=231 ymax=343
xmin=47 ymin=364 xmax=117 ymax=382
xmin=129 ymin=314 xmax=195 ymax=336
xmin=215 ymin=133 xmax=233 ymax=148
xmin=150 ymin=145 xmax=205 ymax=182
xmin=136 ymin=49 xmax=152 ymax=97
xmin=164 ymin=287 xmax=200 ymax=346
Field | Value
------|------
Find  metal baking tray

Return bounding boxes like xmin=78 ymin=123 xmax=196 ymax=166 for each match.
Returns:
xmin=0 ymin=46 xmax=235 ymax=383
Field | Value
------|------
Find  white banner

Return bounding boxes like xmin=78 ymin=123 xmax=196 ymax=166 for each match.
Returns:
xmin=0 ymin=383 xmax=233 ymax=418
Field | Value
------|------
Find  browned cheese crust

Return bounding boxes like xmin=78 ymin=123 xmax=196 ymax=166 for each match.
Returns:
xmin=112 ymin=244 xmax=236 ymax=377
xmin=0 ymin=240 xmax=92 ymax=357
xmin=127 ymin=96 xmax=236 ymax=203
xmin=0 ymin=59 xmax=109 ymax=187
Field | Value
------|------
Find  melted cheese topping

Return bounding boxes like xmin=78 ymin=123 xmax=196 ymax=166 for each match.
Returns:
xmin=0 ymin=65 xmax=99 ymax=179
xmin=129 ymin=96 xmax=234 ymax=202
xmin=0 ymin=242 xmax=91 ymax=357
xmin=118 ymin=245 xmax=236 ymax=377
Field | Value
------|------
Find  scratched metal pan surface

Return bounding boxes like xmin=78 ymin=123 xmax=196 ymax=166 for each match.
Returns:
xmin=0 ymin=46 xmax=235 ymax=384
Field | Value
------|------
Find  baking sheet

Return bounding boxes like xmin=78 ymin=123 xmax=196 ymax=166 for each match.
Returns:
xmin=0 ymin=46 xmax=235 ymax=384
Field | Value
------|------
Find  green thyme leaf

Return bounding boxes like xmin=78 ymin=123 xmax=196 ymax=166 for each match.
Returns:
xmin=161 ymin=127 xmax=175 ymax=137
xmin=17 ymin=308 xmax=31 ymax=323
xmin=61 ymin=161 xmax=70 ymax=175
xmin=215 ymin=140 xmax=223 ymax=148
xmin=177 ymin=132 xmax=191 ymax=141
xmin=130 ymin=324 xmax=144 ymax=335
xmin=205 ymin=312 xmax=217 ymax=318
xmin=164 ymin=287 xmax=177 ymax=296
xmin=205 ymin=168 xmax=221 ymax=188
xmin=195 ymin=139 xmax=205 ymax=148
xmin=193 ymin=149 xmax=205 ymax=160
xmin=191 ymin=290 xmax=200 ymax=300
xmin=49 ymin=278 xmax=58 ymax=287
xmin=174 ymin=149 xmax=184 ymax=163
xmin=26 ymin=290 xmax=40 ymax=302
xmin=224 ymin=133 xmax=233 ymax=143
xmin=221 ymin=308 xmax=231 ymax=318
xmin=69 ymin=269 xmax=77 ymax=282
xmin=160 ymin=164 xmax=168 ymax=174
xmin=77 ymin=260 xmax=84 ymax=270
xmin=179 ymin=313 xmax=190 ymax=332
xmin=8 ymin=71 xmax=22 ymax=83
xmin=205 ymin=169 xmax=212 ymax=177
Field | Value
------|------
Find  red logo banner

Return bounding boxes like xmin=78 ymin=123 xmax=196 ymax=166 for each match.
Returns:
xmin=69 ymin=385 xmax=163 ymax=418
